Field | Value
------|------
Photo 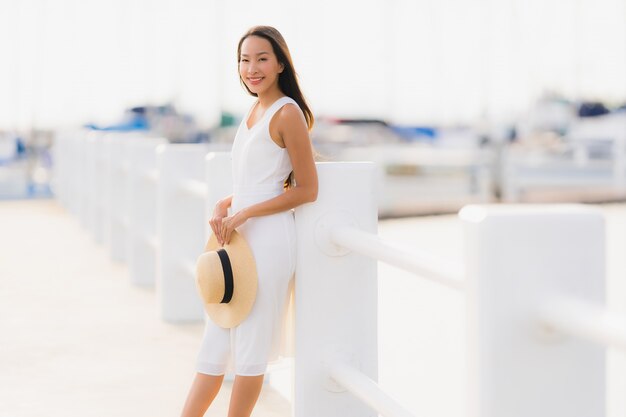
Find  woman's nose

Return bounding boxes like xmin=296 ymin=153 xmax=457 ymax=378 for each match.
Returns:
xmin=247 ymin=62 xmax=258 ymax=74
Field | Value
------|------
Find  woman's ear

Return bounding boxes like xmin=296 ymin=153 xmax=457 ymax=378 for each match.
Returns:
xmin=279 ymin=62 xmax=285 ymax=73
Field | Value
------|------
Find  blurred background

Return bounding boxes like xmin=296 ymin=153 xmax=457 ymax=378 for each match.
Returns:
xmin=3 ymin=2 xmax=626 ymax=417
xmin=1 ymin=0 xmax=625 ymax=214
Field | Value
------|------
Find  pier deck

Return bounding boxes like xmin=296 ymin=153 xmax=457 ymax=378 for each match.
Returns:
xmin=2 ymin=199 xmax=626 ymax=417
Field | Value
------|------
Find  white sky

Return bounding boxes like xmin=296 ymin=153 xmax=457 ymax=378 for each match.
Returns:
xmin=0 ymin=0 xmax=625 ymax=130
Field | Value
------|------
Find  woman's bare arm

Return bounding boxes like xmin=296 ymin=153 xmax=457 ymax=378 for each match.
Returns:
xmin=218 ymin=104 xmax=318 ymax=244
xmin=216 ymin=194 xmax=233 ymax=210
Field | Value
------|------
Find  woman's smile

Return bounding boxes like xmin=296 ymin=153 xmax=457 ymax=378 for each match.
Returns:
xmin=247 ymin=76 xmax=264 ymax=86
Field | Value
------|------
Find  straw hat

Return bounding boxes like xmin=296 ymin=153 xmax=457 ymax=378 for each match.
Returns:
xmin=195 ymin=230 xmax=258 ymax=328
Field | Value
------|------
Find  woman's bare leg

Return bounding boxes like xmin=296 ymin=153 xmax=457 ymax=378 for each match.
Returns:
xmin=180 ymin=373 xmax=225 ymax=417
xmin=227 ymin=374 xmax=265 ymax=417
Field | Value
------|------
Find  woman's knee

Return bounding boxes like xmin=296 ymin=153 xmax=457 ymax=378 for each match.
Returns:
xmin=195 ymin=372 xmax=225 ymax=390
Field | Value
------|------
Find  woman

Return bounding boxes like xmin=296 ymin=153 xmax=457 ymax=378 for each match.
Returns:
xmin=180 ymin=25 xmax=318 ymax=417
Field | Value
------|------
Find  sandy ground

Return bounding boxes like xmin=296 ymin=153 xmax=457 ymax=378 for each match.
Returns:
xmin=1 ymin=199 xmax=626 ymax=417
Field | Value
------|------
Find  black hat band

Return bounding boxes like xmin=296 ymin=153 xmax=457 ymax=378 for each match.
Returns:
xmin=216 ymin=249 xmax=234 ymax=303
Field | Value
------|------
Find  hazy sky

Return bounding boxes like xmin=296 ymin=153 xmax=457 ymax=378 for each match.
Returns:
xmin=1 ymin=0 xmax=625 ymax=130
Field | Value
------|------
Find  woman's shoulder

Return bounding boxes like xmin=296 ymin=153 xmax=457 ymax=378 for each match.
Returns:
xmin=274 ymin=97 xmax=306 ymax=126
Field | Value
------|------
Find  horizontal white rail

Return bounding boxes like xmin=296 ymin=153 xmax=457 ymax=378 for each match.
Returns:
xmin=330 ymin=226 xmax=465 ymax=291
xmin=142 ymin=234 xmax=158 ymax=250
xmin=326 ymin=356 xmax=415 ymax=417
xmin=113 ymin=162 xmax=130 ymax=174
xmin=178 ymin=179 xmax=208 ymax=199
xmin=182 ymin=261 xmax=196 ymax=279
xmin=111 ymin=215 xmax=129 ymax=229
xmin=538 ymin=296 xmax=626 ymax=352
xmin=140 ymin=169 xmax=159 ymax=183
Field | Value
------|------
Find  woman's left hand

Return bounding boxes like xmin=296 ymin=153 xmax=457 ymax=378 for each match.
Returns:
xmin=220 ymin=209 xmax=249 ymax=245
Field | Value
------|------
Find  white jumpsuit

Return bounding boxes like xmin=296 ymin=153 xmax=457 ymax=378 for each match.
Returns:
xmin=195 ymin=96 xmax=299 ymax=376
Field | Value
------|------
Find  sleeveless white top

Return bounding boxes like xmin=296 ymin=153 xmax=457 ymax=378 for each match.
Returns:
xmin=231 ymin=96 xmax=301 ymax=195
xmin=195 ymin=96 xmax=301 ymax=376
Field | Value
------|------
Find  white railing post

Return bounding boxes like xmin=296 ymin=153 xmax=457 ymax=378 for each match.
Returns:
xmin=156 ymin=143 xmax=211 ymax=322
xmin=80 ymin=131 xmax=97 ymax=233
xmin=63 ymin=131 xmax=80 ymax=213
xmin=460 ymin=204 xmax=605 ymax=417
xmin=125 ymin=137 xmax=167 ymax=283
xmin=67 ymin=130 xmax=87 ymax=217
xmin=92 ymin=132 xmax=107 ymax=244
xmin=100 ymin=132 xmax=149 ymax=262
xmin=51 ymin=130 xmax=71 ymax=209
xmin=204 ymin=152 xmax=233 ymax=224
xmin=294 ymin=162 xmax=378 ymax=417
xmin=100 ymin=133 xmax=115 ymax=251
xmin=107 ymin=134 xmax=131 ymax=262
xmin=201 ymin=150 xmax=233 ymax=297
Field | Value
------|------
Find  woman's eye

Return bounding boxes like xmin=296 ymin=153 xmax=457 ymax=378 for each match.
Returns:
xmin=241 ymin=59 xmax=248 ymax=62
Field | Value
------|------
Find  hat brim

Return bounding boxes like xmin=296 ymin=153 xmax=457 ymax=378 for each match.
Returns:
xmin=198 ymin=230 xmax=258 ymax=328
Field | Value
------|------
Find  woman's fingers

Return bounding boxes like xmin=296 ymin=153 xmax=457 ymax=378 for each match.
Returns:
xmin=223 ymin=225 xmax=232 ymax=245
xmin=221 ymin=211 xmax=246 ymax=246
xmin=220 ymin=217 xmax=234 ymax=245
xmin=210 ymin=217 xmax=224 ymax=245
xmin=217 ymin=225 xmax=224 ymax=246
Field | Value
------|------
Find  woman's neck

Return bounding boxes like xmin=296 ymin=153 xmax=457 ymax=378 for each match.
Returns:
xmin=257 ymin=89 xmax=285 ymax=108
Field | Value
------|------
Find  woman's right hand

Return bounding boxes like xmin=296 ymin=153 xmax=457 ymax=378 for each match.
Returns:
xmin=209 ymin=199 xmax=229 ymax=246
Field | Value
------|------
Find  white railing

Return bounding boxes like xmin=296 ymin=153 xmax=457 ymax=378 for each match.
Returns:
xmin=178 ymin=178 xmax=210 ymax=199
xmin=325 ymin=355 xmax=414 ymax=417
xmin=126 ymin=138 xmax=167 ymax=284
xmin=296 ymin=166 xmax=626 ymax=417
xmin=538 ymin=296 xmax=626 ymax=352
xmin=155 ymin=143 xmax=230 ymax=322
xmin=461 ymin=204 xmax=609 ymax=417
xmin=51 ymin=128 xmax=626 ymax=417
xmin=330 ymin=226 xmax=465 ymax=290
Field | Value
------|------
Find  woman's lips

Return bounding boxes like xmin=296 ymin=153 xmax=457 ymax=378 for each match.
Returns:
xmin=248 ymin=77 xmax=264 ymax=86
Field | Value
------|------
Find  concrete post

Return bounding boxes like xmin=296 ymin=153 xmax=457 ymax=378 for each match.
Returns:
xmin=99 ymin=132 xmax=150 ymax=262
xmin=125 ymin=138 xmax=167 ymax=283
xmin=107 ymin=134 xmax=131 ymax=262
xmin=460 ymin=204 xmax=605 ymax=417
xmin=204 ymin=151 xmax=233 ymax=226
xmin=80 ymin=131 xmax=97 ymax=232
xmin=92 ymin=133 xmax=107 ymax=244
xmin=293 ymin=162 xmax=378 ymax=417
xmin=67 ymin=131 xmax=86 ymax=217
xmin=156 ymin=143 xmax=210 ymax=322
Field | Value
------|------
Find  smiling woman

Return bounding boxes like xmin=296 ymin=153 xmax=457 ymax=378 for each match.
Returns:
xmin=179 ymin=25 xmax=318 ymax=417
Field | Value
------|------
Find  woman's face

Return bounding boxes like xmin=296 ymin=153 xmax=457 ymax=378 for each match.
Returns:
xmin=239 ymin=35 xmax=284 ymax=96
